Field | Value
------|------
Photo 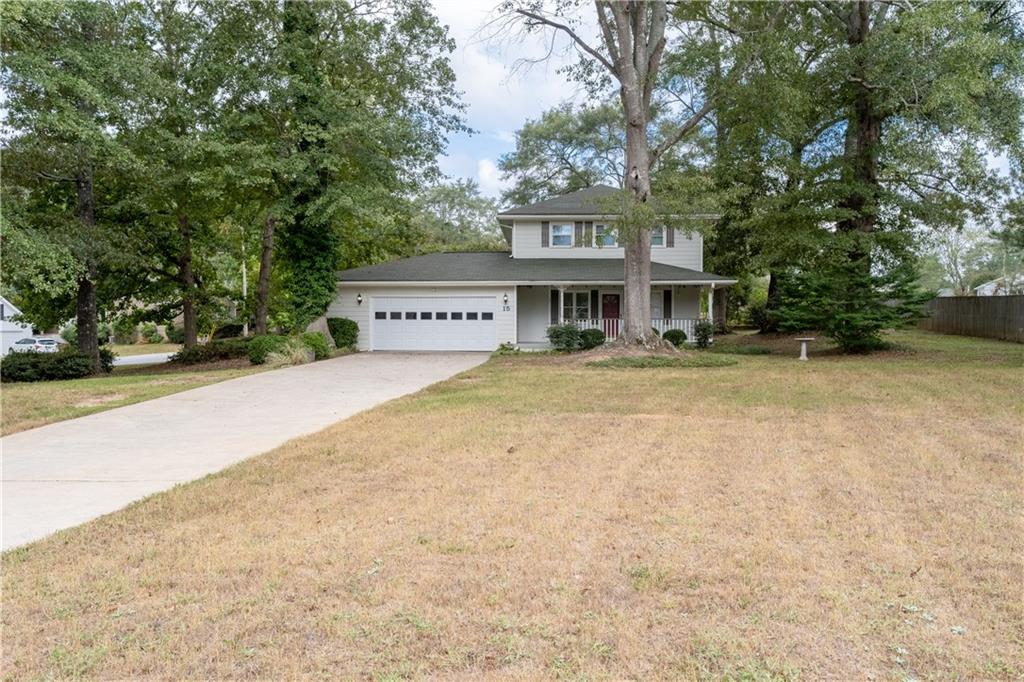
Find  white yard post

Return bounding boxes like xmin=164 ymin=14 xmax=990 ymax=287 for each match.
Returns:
xmin=240 ymin=234 xmax=248 ymax=337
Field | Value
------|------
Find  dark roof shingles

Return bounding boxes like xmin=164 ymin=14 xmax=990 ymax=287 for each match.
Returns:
xmin=336 ymin=251 xmax=733 ymax=283
xmin=497 ymin=185 xmax=621 ymax=216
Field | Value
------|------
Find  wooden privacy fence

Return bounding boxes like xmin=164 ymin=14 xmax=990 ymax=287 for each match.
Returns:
xmin=918 ymin=295 xmax=1024 ymax=343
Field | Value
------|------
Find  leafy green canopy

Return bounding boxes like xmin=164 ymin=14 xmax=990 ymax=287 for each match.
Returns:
xmin=2 ymin=0 xmax=466 ymax=337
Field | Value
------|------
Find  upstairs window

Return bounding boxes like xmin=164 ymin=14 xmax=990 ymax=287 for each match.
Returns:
xmin=551 ymin=223 xmax=573 ymax=247
xmin=593 ymin=224 xmax=617 ymax=248
xmin=651 ymin=227 xmax=665 ymax=247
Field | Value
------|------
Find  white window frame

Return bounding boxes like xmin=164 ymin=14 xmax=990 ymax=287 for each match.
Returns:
xmin=550 ymin=223 xmax=573 ymax=247
xmin=562 ymin=291 xmax=590 ymax=321
xmin=651 ymin=226 xmax=665 ymax=248
xmin=593 ymin=223 xmax=617 ymax=248
xmin=650 ymin=287 xmax=665 ymax=320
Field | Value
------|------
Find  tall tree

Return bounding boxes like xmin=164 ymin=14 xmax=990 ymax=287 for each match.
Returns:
xmin=410 ymin=180 xmax=505 ymax=252
xmin=498 ymin=102 xmax=625 ymax=206
xmin=1 ymin=0 xmax=142 ymax=369
xmin=237 ymin=0 xmax=465 ymax=331
xmin=500 ymin=0 xmax=779 ymax=345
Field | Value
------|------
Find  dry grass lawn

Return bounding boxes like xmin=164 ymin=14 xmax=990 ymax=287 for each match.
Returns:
xmin=108 ymin=343 xmax=182 ymax=356
xmin=2 ymin=330 xmax=1021 ymax=680
xmin=1 ymin=359 xmax=264 ymax=435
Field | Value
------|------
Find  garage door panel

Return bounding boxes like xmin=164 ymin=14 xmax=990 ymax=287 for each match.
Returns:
xmin=371 ymin=296 xmax=496 ymax=351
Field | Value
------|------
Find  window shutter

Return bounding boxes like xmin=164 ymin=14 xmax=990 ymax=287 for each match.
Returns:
xmin=550 ymin=288 xmax=559 ymax=324
xmin=574 ymin=221 xmax=583 ymax=247
xmin=666 ymin=227 xmax=675 ymax=247
xmin=664 ymin=289 xmax=673 ymax=319
xmin=541 ymin=221 xmax=549 ymax=247
xmin=590 ymin=290 xmax=599 ymax=317
xmin=584 ymin=221 xmax=593 ymax=246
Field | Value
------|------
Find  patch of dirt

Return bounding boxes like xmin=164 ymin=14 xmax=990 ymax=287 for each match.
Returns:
xmin=569 ymin=337 xmax=691 ymax=364
xmin=73 ymin=393 xmax=127 ymax=408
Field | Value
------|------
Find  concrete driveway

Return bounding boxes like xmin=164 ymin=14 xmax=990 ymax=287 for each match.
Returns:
xmin=1 ymin=352 xmax=487 ymax=550
xmin=113 ymin=351 xmax=174 ymax=366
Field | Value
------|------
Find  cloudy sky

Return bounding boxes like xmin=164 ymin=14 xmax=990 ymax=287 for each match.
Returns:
xmin=430 ymin=1 xmax=1013 ymax=203
xmin=430 ymin=1 xmax=589 ymax=201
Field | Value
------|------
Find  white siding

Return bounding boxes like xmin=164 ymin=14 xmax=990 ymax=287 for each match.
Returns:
xmin=671 ymin=285 xmax=701 ymax=318
xmin=516 ymin=286 xmax=550 ymax=343
xmin=0 ymin=295 xmax=32 ymax=355
xmin=329 ymin=285 xmax=516 ymax=351
xmin=512 ymin=220 xmax=703 ymax=270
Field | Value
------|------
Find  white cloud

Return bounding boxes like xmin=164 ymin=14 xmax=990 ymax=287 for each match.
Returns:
xmin=430 ymin=0 xmax=601 ymax=196
xmin=432 ymin=0 xmax=585 ymax=131
xmin=477 ymin=158 xmax=509 ymax=197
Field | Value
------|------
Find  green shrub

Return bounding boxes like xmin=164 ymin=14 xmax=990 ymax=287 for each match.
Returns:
xmin=113 ymin=317 xmax=136 ymax=344
xmin=98 ymin=347 xmax=116 ymax=372
xmin=747 ymin=302 xmax=777 ymax=333
xmin=165 ymin=322 xmax=186 ymax=344
xmin=248 ymin=335 xmax=289 ymax=365
xmin=493 ymin=342 xmax=520 ymax=356
xmin=1 ymin=347 xmax=115 ymax=382
xmin=212 ymin=323 xmax=245 ymax=340
xmin=300 ymin=331 xmax=331 ymax=360
xmin=546 ymin=324 xmax=581 ymax=351
xmin=579 ymin=328 xmax=606 ymax=350
xmin=141 ymin=322 xmax=164 ymax=344
xmin=170 ymin=338 xmax=250 ymax=365
xmin=266 ymin=337 xmax=314 ymax=366
xmin=586 ymin=354 xmax=737 ymax=369
xmin=694 ymin=321 xmax=715 ymax=349
xmin=327 ymin=317 xmax=359 ymax=348
xmin=662 ymin=329 xmax=688 ymax=347
xmin=60 ymin=323 xmax=78 ymax=346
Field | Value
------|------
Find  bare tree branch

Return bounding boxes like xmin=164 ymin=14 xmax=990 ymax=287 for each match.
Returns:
xmin=513 ymin=7 xmax=615 ymax=73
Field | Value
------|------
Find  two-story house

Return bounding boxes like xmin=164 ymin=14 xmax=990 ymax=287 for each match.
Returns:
xmin=330 ymin=185 xmax=735 ymax=350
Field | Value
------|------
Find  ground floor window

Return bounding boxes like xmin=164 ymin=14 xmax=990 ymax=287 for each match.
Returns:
xmin=562 ymin=291 xmax=590 ymax=321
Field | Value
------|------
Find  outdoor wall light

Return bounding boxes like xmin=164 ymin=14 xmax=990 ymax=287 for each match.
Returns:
xmin=356 ymin=293 xmax=363 ymax=305
xmin=503 ymin=293 xmax=509 ymax=305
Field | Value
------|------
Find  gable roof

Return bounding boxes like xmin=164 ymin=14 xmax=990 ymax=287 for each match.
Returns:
xmin=336 ymin=251 xmax=735 ymax=285
xmin=498 ymin=185 xmax=622 ymax=217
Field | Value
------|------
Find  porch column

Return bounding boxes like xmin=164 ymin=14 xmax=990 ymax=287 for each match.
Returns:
xmin=706 ymin=284 xmax=714 ymax=322
xmin=558 ymin=287 xmax=565 ymax=324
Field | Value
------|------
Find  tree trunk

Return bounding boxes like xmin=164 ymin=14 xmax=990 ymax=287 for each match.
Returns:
xmin=178 ymin=213 xmax=198 ymax=347
xmin=839 ymin=0 xmax=882 ymax=236
xmin=619 ymin=83 xmax=654 ymax=345
xmin=75 ymin=166 xmax=101 ymax=372
xmin=254 ymin=214 xmax=275 ymax=335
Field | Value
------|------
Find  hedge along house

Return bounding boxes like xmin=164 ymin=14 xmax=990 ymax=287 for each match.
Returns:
xmin=330 ymin=185 xmax=736 ymax=351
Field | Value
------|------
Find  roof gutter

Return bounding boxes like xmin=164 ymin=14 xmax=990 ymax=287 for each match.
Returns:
xmin=496 ymin=213 xmax=721 ymax=220
xmin=337 ymin=279 xmax=738 ymax=287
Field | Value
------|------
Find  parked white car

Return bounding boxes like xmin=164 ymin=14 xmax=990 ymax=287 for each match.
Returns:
xmin=10 ymin=337 xmax=63 ymax=353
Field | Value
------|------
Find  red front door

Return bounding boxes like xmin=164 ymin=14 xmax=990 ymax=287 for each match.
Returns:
xmin=601 ymin=294 xmax=620 ymax=337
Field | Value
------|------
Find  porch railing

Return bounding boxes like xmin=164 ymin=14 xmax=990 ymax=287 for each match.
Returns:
xmin=574 ymin=317 xmax=702 ymax=341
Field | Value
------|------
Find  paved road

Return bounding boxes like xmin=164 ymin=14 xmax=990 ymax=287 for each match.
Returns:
xmin=113 ymin=352 xmax=174 ymax=366
xmin=1 ymin=352 xmax=487 ymax=550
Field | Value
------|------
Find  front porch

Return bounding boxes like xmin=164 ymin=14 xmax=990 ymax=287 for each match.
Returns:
xmin=515 ymin=284 xmax=718 ymax=344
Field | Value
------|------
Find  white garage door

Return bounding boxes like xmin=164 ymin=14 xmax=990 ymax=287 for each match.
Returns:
xmin=371 ymin=296 xmax=497 ymax=351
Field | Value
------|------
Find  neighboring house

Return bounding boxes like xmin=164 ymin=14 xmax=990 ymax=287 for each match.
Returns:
xmin=973 ymin=275 xmax=1024 ymax=296
xmin=330 ymin=185 xmax=735 ymax=351
xmin=0 ymin=295 xmax=34 ymax=355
